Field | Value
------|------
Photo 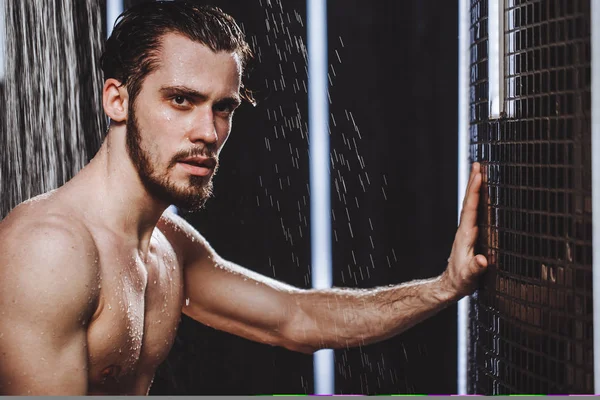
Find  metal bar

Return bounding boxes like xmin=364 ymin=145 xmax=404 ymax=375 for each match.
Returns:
xmin=591 ymin=0 xmax=600 ymax=393
xmin=307 ymin=0 xmax=334 ymax=394
xmin=106 ymin=0 xmax=123 ymax=38
xmin=488 ymin=0 xmax=505 ymax=119
xmin=457 ymin=0 xmax=471 ymax=394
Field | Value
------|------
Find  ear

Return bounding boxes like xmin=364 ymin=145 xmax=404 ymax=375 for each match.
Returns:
xmin=102 ymin=78 xmax=129 ymax=122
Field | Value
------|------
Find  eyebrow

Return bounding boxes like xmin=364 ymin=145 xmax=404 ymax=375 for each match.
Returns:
xmin=159 ymin=85 xmax=241 ymax=107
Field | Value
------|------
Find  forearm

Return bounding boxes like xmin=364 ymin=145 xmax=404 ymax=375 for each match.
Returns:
xmin=292 ymin=275 xmax=458 ymax=351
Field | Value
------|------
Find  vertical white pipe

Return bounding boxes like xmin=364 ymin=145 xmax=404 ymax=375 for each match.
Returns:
xmin=488 ymin=0 xmax=505 ymax=119
xmin=0 ymin=0 xmax=5 ymax=81
xmin=106 ymin=0 xmax=123 ymax=38
xmin=591 ymin=0 xmax=600 ymax=393
xmin=457 ymin=0 xmax=471 ymax=394
xmin=307 ymin=0 xmax=334 ymax=395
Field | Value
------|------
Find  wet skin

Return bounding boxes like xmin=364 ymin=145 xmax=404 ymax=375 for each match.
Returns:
xmin=0 ymin=33 xmax=487 ymax=395
xmin=0 ymin=33 xmax=242 ymax=395
xmin=0 ymin=204 xmax=185 ymax=394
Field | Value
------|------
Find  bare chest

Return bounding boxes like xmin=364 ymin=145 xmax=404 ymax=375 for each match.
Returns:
xmin=86 ymin=237 xmax=184 ymax=394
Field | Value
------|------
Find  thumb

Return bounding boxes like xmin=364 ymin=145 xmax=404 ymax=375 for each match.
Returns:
xmin=470 ymin=254 xmax=488 ymax=276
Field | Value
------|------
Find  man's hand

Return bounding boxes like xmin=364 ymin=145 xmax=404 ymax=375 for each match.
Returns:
xmin=441 ymin=162 xmax=489 ymax=300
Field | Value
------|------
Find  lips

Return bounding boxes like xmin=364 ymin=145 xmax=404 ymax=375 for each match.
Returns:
xmin=177 ymin=155 xmax=217 ymax=176
xmin=179 ymin=155 xmax=216 ymax=168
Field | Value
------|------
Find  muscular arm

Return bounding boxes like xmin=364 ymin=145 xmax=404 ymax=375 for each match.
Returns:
xmin=286 ymin=278 xmax=456 ymax=351
xmin=161 ymin=163 xmax=487 ymax=354
xmin=159 ymin=213 xmax=306 ymax=350
xmin=0 ymin=217 xmax=99 ymax=394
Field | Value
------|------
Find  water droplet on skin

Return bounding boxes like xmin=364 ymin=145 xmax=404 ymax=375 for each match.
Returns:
xmin=185 ymin=298 xmax=190 ymax=306
xmin=108 ymin=304 xmax=112 ymax=310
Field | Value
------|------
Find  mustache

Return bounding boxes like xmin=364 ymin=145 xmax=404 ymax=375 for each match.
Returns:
xmin=169 ymin=147 xmax=219 ymax=168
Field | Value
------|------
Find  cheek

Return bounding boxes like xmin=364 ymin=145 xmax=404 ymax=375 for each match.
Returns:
xmin=137 ymin=107 xmax=182 ymax=145
xmin=135 ymin=96 xmax=178 ymax=129
xmin=133 ymin=117 xmax=173 ymax=163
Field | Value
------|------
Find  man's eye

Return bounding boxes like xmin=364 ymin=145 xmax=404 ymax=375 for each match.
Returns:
xmin=172 ymin=96 xmax=189 ymax=106
xmin=214 ymin=104 xmax=235 ymax=115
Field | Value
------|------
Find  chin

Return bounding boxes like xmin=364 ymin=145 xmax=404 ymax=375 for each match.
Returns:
xmin=172 ymin=197 xmax=210 ymax=213
xmin=169 ymin=184 xmax=213 ymax=211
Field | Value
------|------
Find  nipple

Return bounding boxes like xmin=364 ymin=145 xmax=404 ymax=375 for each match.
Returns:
xmin=100 ymin=365 xmax=122 ymax=382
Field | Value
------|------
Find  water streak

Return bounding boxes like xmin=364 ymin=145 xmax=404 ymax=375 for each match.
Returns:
xmin=1 ymin=0 xmax=105 ymax=218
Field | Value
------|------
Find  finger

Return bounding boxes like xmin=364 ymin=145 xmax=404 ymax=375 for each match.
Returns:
xmin=468 ymin=163 xmax=481 ymax=188
xmin=466 ymin=255 xmax=488 ymax=281
xmin=475 ymin=254 xmax=488 ymax=269
xmin=462 ymin=164 xmax=477 ymax=209
xmin=459 ymin=171 xmax=482 ymax=228
xmin=462 ymin=163 xmax=482 ymax=211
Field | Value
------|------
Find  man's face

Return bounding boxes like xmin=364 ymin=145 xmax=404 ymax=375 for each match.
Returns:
xmin=126 ymin=33 xmax=242 ymax=211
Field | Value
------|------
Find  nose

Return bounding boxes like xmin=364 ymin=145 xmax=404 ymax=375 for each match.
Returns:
xmin=188 ymin=106 xmax=218 ymax=145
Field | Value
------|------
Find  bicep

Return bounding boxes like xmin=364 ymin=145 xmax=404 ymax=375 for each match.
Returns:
xmin=0 ymin=219 xmax=98 ymax=394
xmin=182 ymin=257 xmax=302 ymax=341
xmin=160 ymin=210 xmax=306 ymax=348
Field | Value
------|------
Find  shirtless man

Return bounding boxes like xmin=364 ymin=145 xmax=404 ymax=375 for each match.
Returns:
xmin=0 ymin=1 xmax=488 ymax=395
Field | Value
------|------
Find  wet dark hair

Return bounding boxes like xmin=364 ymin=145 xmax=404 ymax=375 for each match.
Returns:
xmin=101 ymin=0 xmax=254 ymax=106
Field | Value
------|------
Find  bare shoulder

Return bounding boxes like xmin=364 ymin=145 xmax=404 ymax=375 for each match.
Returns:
xmin=0 ymin=198 xmax=100 ymax=317
xmin=157 ymin=209 xmax=215 ymax=266
xmin=0 ymin=198 xmax=99 ymax=394
xmin=0 ymin=195 xmax=98 ymax=258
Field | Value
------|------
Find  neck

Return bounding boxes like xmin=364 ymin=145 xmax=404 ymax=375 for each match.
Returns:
xmin=68 ymin=123 xmax=168 ymax=257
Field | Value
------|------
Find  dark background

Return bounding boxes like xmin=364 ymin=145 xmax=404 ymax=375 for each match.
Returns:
xmin=2 ymin=0 xmax=460 ymax=394
xmin=136 ymin=0 xmax=461 ymax=395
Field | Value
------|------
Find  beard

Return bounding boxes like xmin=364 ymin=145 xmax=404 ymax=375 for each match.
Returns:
xmin=125 ymin=106 xmax=219 ymax=212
